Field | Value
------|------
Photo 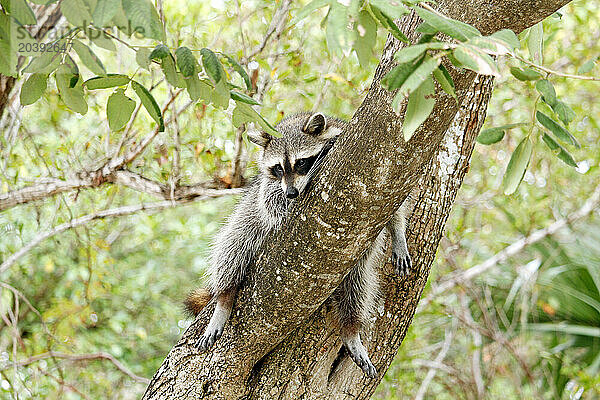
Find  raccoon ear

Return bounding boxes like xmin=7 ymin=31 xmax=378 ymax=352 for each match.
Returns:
xmin=247 ymin=128 xmax=271 ymax=147
xmin=303 ymin=113 xmax=327 ymax=136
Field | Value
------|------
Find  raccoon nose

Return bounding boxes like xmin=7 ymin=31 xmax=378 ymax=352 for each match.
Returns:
xmin=286 ymin=186 xmax=299 ymax=199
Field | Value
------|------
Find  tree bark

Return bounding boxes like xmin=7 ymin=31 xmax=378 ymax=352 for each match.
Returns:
xmin=143 ymin=1 xmax=571 ymax=399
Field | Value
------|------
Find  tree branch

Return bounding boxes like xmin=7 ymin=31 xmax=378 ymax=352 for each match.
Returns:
xmin=0 ymin=351 xmax=149 ymax=384
xmin=0 ymin=171 xmax=242 ymax=212
xmin=420 ymin=181 xmax=600 ymax=310
xmin=0 ymin=194 xmax=237 ymax=274
xmin=0 ymin=89 xmax=197 ymax=212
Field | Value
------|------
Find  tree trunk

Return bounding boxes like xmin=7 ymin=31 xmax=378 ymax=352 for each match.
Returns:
xmin=143 ymin=1 xmax=571 ymax=399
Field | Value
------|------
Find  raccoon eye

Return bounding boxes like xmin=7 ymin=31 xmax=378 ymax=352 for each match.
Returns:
xmin=294 ymin=156 xmax=317 ymax=175
xmin=270 ymin=164 xmax=283 ymax=179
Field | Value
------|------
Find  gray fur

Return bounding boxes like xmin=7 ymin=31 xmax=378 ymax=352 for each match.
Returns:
xmin=196 ymin=112 xmax=414 ymax=378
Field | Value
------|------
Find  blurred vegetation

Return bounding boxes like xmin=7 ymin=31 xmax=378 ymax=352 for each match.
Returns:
xmin=0 ymin=0 xmax=599 ymax=398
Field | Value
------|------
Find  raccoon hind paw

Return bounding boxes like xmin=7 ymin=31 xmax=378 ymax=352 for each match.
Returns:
xmin=343 ymin=336 xmax=377 ymax=379
xmin=391 ymin=251 xmax=413 ymax=277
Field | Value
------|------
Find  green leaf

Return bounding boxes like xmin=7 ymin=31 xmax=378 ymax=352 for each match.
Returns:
xmin=22 ymin=49 xmax=62 ymax=74
xmin=402 ymin=75 xmax=435 ymax=141
xmin=61 ymin=0 xmax=92 ymax=26
xmin=230 ymin=91 xmax=260 ymax=105
xmin=414 ymin=6 xmax=481 ymax=42
xmin=502 ymin=136 xmax=533 ymax=195
xmin=476 ymin=127 xmax=505 ymax=145
xmin=149 ymin=43 xmax=170 ymax=60
xmin=552 ymin=101 xmax=576 ymax=126
xmin=107 ymin=88 xmax=135 ymax=131
xmin=212 ymin=80 xmax=230 ymax=109
xmin=88 ymin=29 xmax=116 ymax=51
xmin=370 ymin=5 xmax=408 ymax=43
xmin=509 ymin=66 xmax=542 ymax=81
xmin=398 ymin=55 xmax=441 ymax=96
xmin=122 ymin=0 xmax=165 ymax=41
xmin=369 ymin=0 xmax=408 ymax=19
xmin=490 ymin=29 xmax=520 ymax=50
xmin=131 ymin=80 xmax=164 ymax=131
xmin=453 ymin=45 xmax=499 ymax=76
xmin=223 ymin=54 xmax=251 ymax=91
xmin=84 ymin=74 xmax=130 ymax=89
xmin=290 ymin=0 xmax=329 ymax=26
xmin=63 ymin=55 xmax=80 ymax=87
xmin=529 ymin=323 xmax=600 ymax=338
xmin=232 ymin=102 xmax=278 ymax=136
xmin=93 ymin=0 xmax=119 ymax=26
xmin=201 ymin=48 xmax=222 ymax=83
xmin=55 ymin=64 xmax=88 ymax=114
xmin=416 ymin=22 xmax=437 ymax=35
xmin=185 ymin=75 xmax=212 ymax=102
xmin=381 ymin=59 xmax=421 ymax=91
xmin=325 ymin=3 xmax=350 ymax=57
xmin=20 ymin=73 xmax=48 ymax=106
xmin=175 ymin=46 xmax=196 ymax=77
xmin=535 ymin=79 xmax=556 ymax=106
xmin=578 ymin=59 xmax=596 ymax=75
xmin=72 ymin=39 xmax=106 ymax=75
xmin=395 ymin=42 xmax=449 ymax=64
xmin=527 ymin=22 xmax=543 ymax=64
xmin=541 ymin=133 xmax=577 ymax=167
xmin=467 ymin=36 xmax=511 ymax=55
xmin=0 ymin=0 xmax=37 ymax=25
xmin=136 ymin=47 xmax=152 ymax=70
xmin=536 ymin=111 xmax=579 ymax=148
xmin=432 ymin=64 xmax=456 ymax=100
xmin=161 ymin=55 xmax=185 ymax=87
xmin=110 ymin=3 xmax=130 ymax=34
xmin=476 ymin=123 xmax=524 ymax=145
xmin=354 ymin=10 xmax=377 ymax=68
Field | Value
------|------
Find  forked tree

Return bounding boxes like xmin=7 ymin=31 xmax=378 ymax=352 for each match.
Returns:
xmin=140 ymin=1 xmax=574 ymax=399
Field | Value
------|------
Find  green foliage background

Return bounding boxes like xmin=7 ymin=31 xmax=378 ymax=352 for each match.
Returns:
xmin=0 ymin=0 xmax=599 ymax=398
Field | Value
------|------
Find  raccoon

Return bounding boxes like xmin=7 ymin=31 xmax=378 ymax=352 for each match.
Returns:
xmin=184 ymin=112 xmax=413 ymax=378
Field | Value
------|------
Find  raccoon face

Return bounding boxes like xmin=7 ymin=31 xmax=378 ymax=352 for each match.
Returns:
xmin=249 ymin=112 xmax=342 ymax=199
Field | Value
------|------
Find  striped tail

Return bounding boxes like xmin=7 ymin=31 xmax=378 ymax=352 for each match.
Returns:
xmin=183 ymin=287 xmax=213 ymax=317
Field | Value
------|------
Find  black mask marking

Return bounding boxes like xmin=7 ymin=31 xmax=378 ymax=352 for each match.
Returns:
xmin=294 ymin=155 xmax=318 ymax=175
xmin=270 ymin=164 xmax=283 ymax=179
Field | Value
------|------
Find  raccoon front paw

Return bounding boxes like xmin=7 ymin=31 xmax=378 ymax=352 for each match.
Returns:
xmin=344 ymin=337 xmax=377 ymax=379
xmin=196 ymin=325 xmax=223 ymax=352
xmin=391 ymin=250 xmax=412 ymax=277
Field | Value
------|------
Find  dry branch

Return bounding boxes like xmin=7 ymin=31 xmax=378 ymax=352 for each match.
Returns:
xmin=0 ymin=193 xmax=238 ymax=274
xmin=0 ymin=351 xmax=149 ymax=384
xmin=420 ymin=182 xmax=600 ymax=310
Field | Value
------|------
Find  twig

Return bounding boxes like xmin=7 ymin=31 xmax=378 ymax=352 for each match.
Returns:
xmin=169 ymin=87 xmax=182 ymax=199
xmin=419 ymin=183 xmax=600 ymax=310
xmin=459 ymin=292 xmax=484 ymax=399
xmin=1 ymin=91 xmax=194 ymax=213
xmin=247 ymin=0 xmax=292 ymax=60
xmin=231 ymin=126 xmax=246 ymax=188
xmin=515 ymin=55 xmax=600 ymax=81
xmin=3 ymin=351 xmax=150 ymax=384
xmin=0 ymin=194 xmax=237 ymax=274
xmin=102 ymin=89 xmax=184 ymax=175
xmin=415 ymin=318 xmax=457 ymax=400
xmin=38 ymin=369 xmax=90 ymax=400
